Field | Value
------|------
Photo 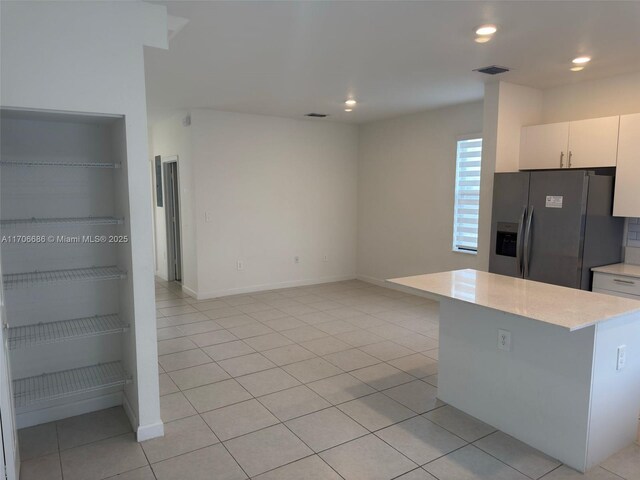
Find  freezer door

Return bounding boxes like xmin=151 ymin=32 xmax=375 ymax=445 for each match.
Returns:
xmin=524 ymin=170 xmax=588 ymax=288
xmin=489 ymin=172 xmax=530 ymax=278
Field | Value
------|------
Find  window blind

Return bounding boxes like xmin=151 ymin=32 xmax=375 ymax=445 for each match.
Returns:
xmin=453 ymin=138 xmax=482 ymax=252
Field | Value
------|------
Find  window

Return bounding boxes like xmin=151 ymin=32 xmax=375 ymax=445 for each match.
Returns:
xmin=453 ymin=137 xmax=482 ymax=253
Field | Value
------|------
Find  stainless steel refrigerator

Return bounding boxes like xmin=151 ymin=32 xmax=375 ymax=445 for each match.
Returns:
xmin=489 ymin=170 xmax=624 ymax=290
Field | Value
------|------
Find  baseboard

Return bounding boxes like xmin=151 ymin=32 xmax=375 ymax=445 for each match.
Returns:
xmin=122 ymin=392 xmax=138 ymax=433
xmin=16 ymin=392 xmax=123 ymax=429
xmin=357 ymin=273 xmax=439 ymax=299
xmin=155 ymin=271 xmax=169 ymax=281
xmin=356 ymin=274 xmax=389 ymax=288
xmin=122 ymin=392 xmax=164 ymax=441
xmin=192 ymin=274 xmax=357 ymax=300
xmin=137 ymin=421 xmax=165 ymax=442
xmin=182 ymin=284 xmax=198 ymax=299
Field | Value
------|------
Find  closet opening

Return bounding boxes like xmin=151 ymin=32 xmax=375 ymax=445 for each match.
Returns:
xmin=0 ymin=107 xmax=136 ymax=430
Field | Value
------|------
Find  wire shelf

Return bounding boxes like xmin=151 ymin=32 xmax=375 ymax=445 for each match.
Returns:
xmin=8 ymin=314 xmax=129 ymax=350
xmin=0 ymin=216 xmax=123 ymax=228
xmin=2 ymin=266 xmax=126 ymax=290
xmin=13 ymin=361 xmax=131 ymax=408
xmin=0 ymin=160 xmax=120 ymax=169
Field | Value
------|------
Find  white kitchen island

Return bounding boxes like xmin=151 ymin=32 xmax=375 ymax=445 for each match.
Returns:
xmin=388 ymin=269 xmax=640 ymax=473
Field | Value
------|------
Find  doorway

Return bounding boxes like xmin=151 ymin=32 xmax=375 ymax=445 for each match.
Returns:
xmin=163 ymin=160 xmax=182 ymax=282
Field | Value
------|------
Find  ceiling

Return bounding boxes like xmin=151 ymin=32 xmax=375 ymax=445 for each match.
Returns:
xmin=145 ymin=1 xmax=640 ymax=125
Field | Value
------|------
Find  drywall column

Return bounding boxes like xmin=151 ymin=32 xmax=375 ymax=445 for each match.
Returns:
xmin=495 ymin=83 xmax=543 ymax=173
xmin=480 ymin=82 xmax=542 ymax=264
xmin=0 ymin=1 xmax=168 ymax=441
xmin=482 ymin=81 xmax=543 ymax=174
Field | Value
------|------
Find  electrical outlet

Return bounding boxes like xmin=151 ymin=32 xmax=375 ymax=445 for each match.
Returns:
xmin=205 ymin=211 xmax=212 ymax=223
xmin=498 ymin=329 xmax=511 ymax=351
xmin=323 ymin=254 xmax=329 ymax=262
xmin=617 ymin=345 xmax=627 ymax=371
xmin=237 ymin=260 xmax=244 ymax=271
xmin=294 ymin=256 xmax=300 ymax=264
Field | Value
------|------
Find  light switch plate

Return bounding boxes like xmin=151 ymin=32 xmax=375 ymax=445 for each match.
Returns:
xmin=498 ymin=329 xmax=512 ymax=351
xmin=617 ymin=345 xmax=626 ymax=371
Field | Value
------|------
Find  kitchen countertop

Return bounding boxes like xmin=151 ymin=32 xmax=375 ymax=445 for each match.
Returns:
xmin=388 ymin=269 xmax=640 ymax=331
xmin=591 ymin=263 xmax=640 ymax=279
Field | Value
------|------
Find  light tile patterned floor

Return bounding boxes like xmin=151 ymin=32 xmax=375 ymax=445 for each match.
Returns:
xmin=19 ymin=279 xmax=640 ymax=479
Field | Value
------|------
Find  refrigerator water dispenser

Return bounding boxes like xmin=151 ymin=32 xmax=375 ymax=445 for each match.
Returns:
xmin=495 ymin=222 xmax=519 ymax=257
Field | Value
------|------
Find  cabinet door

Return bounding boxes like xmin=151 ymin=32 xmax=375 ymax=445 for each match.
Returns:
xmin=567 ymin=116 xmax=619 ymax=168
xmin=613 ymin=113 xmax=640 ymax=217
xmin=519 ymin=122 xmax=569 ymax=170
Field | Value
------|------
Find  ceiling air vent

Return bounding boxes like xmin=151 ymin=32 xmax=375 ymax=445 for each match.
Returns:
xmin=474 ymin=65 xmax=510 ymax=75
xmin=305 ymin=113 xmax=328 ymax=118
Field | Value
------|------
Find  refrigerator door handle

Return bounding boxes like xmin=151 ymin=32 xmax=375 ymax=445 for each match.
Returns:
xmin=523 ymin=206 xmax=534 ymax=278
xmin=516 ymin=206 xmax=527 ymax=276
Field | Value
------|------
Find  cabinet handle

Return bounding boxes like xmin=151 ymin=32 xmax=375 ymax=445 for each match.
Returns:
xmin=613 ymin=278 xmax=635 ymax=285
xmin=568 ymin=151 xmax=572 ymax=168
xmin=560 ymin=151 xmax=564 ymax=168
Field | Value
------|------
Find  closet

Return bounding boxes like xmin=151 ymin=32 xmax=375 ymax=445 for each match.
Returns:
xmin=0 ymin=109 xmax=137 ymax=428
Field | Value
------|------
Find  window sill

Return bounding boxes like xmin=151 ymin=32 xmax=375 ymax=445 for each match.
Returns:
xmin=453 ymin=248 xmax=478 ymax=256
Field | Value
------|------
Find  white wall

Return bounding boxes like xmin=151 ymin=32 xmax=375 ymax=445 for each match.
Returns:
xmin=357 ymin=101 xmax=487 ymax=283
xmin=1 ymin=0 xmax=166 ymax=440
xmin=150 ymin=111 xmax=197 ymax=293
xmin=152 ymin=109 xmax=359 ymax=298
xmin=541 ymin=71 xmax=640 ymax=123
xmin=150 ymin=72 xmax=640 ymax=289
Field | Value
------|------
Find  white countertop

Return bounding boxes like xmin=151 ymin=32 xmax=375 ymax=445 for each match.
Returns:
xmin=388 ymin=269 xmax=640 ymax=331
xmin=591 ymin=263 xmax=640 ymax=279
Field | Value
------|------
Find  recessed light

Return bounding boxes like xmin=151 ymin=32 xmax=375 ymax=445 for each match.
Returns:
xmin=345 ymin=99 xmax=357 ymax=106
xmin=572 ymin=56 xmax=591 ymax=64
xmin=476 ymin=24 xmax=497 ymax=36
xmin=474 ymin=36 xmax=492 ymax=44
xmin=570 ymin=66 xmax=584 ymax=72
xmin=344 ymin=108 xmax=353 ymax=112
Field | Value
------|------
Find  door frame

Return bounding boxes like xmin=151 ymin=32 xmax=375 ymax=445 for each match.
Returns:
xmin=161 ymin=156 xmax=183 ymax=283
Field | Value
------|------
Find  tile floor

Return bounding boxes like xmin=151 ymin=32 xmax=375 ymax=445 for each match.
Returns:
xmin=18 ymin=279 xmax=640 ymax=479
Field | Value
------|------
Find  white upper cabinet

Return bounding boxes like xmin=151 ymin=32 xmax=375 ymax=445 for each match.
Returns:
xmin=567 ymin=116 xmax=620 ymax=168
xmin=613 ymin=113 xmax=640 ymax=217
xmin=519 ymin=122 xmax=569 ymax=170
xmin=519 ymin=116 xmax=620 ymax=170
